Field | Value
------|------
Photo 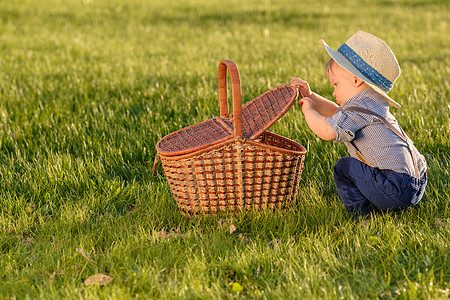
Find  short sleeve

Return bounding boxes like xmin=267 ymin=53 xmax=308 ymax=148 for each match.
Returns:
xmin=326 ymin=109 xmax=369 ymax=143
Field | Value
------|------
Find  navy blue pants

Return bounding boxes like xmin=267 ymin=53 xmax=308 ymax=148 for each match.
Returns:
xmin=333 ymin=157 xmax=427 ymax=217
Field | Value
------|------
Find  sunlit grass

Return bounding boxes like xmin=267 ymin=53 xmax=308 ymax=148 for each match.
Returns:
xmin=0 ymin=0 xmax=449 ymax=298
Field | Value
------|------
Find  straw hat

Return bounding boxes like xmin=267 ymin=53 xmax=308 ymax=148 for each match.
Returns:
xmin=320 ymin=31 xmax=401 ymax=107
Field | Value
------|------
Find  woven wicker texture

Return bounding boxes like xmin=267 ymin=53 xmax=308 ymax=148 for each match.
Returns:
xmin=160 ymin=131 xmax=306 ymax=215
xmin=154 ymin=60 xmax=306 ymax=215
xmin=156 ymin=117 xmax=233 ymax=156
xmin=233 ymin=85 xmax=298 ymax=139
xmin=156 ymin=60 xmax=298 ymax=156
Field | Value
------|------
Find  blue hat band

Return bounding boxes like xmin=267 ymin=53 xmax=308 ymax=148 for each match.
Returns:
xmin=337 ymin=43 xmax=393 ymax=93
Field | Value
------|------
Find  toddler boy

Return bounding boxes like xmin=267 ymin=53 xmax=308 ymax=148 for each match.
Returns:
xmin=290 ymin=31 xmax=427 ymax=217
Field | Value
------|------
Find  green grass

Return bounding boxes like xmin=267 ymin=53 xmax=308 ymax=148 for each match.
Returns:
xmin=0 ymin=0 xmax=449 ymax=298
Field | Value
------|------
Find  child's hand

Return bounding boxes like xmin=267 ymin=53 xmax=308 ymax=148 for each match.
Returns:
xmin=290 ymin=77 xmax=312 ymax=98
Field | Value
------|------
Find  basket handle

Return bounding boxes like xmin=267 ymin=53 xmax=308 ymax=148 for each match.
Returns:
xmin=152 ymin=153 xmax=160 ymax=177
xmin=218 ymin=60 xmax=243 ymax=139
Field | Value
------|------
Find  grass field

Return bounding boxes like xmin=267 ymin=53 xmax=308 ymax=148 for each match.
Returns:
xmin=0 ymin=0 xmax=449 ymax=298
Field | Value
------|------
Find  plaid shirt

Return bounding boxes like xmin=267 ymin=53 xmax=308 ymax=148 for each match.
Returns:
xmin=326 ymin=88 xmax=427 ymax=177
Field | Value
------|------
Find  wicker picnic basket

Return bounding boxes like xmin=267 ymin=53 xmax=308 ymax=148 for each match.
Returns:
xmin=153 ymin=60 xmax=306 ymax=215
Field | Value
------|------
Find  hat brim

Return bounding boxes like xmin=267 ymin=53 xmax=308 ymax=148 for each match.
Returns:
xmin=320 ymin=39 xmax=401 ymax=108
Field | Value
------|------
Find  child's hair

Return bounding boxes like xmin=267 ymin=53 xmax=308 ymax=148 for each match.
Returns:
xmin=325 ymin=58 xmax=336 ymax=79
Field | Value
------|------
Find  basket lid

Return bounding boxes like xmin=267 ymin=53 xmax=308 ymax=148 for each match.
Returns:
xmin=231 ymin=84 xmax=298 ymax=140
xmin=156 ymin=117 xmax=234 ymax=156
xmin=156 ymin=60 xmax=299 ymax=157
xmin=156 ymin=84 xmax=298 ymax=156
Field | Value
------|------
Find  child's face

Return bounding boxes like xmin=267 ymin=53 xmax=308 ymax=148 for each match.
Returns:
xmin=327 ymin=64 xmax=358 ymax=105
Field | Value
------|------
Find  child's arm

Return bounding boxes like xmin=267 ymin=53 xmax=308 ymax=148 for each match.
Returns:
xmin=299 ymin=98 xmax=337 ymax=141
xmin=290 ymin=77 xmax=339 ymax=117
xmin=305 ymin=92 xmax=339 ymax=118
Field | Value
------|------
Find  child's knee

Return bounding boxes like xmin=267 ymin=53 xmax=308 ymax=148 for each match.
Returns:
xmin=333 ymin=157 xmax=354 ymax=176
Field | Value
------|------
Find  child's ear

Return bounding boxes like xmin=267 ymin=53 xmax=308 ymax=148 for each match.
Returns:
xmin=353 ymin=76 xmax=365 ymax=87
